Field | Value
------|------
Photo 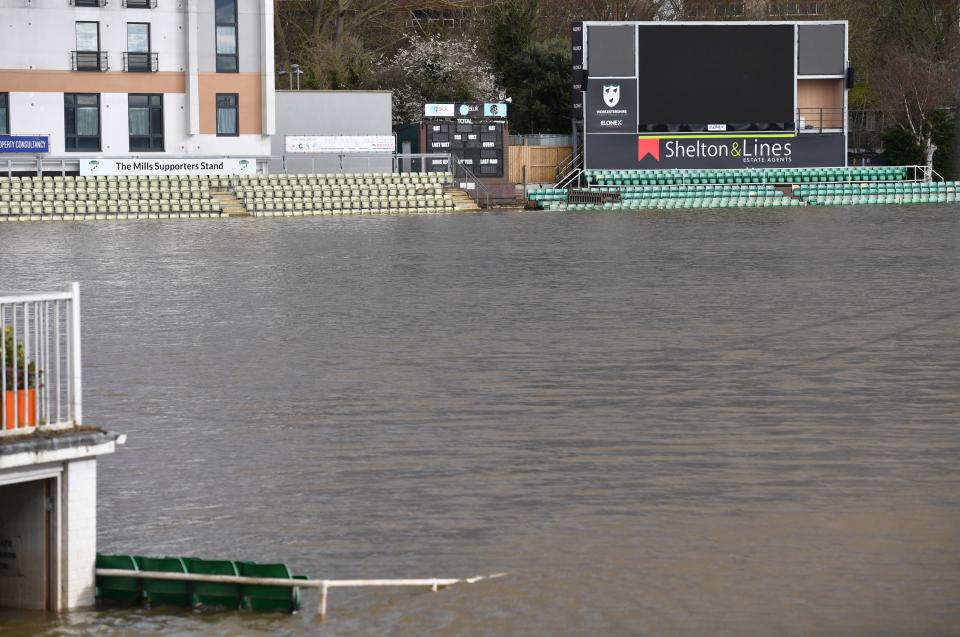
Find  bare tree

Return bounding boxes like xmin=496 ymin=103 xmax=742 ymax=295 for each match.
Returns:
xmin=275 ymin=0 xmax=481 ymax=89
xmin=874 ymin=47 xmax=958 ymax=175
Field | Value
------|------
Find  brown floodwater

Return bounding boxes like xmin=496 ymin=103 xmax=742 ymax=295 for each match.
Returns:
xmin=1 ymin=205 xmax=958 ymax=635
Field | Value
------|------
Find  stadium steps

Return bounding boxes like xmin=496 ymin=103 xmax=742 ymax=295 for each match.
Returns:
xmin=444 ymin=186 xmax=481 ymax=212
xmin=211 ymin=191 xmax=248 ymax=217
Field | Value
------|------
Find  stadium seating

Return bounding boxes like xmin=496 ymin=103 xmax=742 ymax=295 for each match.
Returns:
xmin=0 ymin=174 xmax=223 ymax=220
xmin=529 ymin=167 xmax=956 ymax=212
xmin=0 ymin=171 xmax=463 ymax=221
xmin=233 ymin=171 xmax=459 ymax=216
xmin=582 ymin=166 xmax=910 ymax=186
xmin=95 ymin=553 xmax=307 ymax=613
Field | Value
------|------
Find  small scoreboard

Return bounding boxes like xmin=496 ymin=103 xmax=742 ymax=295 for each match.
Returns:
xmin=422 ymin=103 xmax=508 ymax=177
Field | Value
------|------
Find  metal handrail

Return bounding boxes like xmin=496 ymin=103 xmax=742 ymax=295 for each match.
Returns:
xmin=796 ymin=107 xmax=846 ymax=133
xmin=71 ymin=51 xmax=108 ymax=72
xmin=94 ymin=568 xmax=506 ymax=619
xmin=554 ymin=148 xmax=583 ymax=183
xmin=452 ymin=159 xmax=491 ymax=208
xmin=123 ymin=52 xmax=158 ymax=72
xmin=1 ymin=283 xmax=82 ymax=436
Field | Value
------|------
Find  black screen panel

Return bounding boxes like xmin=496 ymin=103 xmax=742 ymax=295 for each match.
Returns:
xmin=587 ymin=25 xmax=636 ymax=77
xmin=636 ymin=25 xmax=794 ymax=129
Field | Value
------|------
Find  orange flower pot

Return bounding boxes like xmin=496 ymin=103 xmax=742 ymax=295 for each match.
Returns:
xmin=3 ymin=389 xmax=37 ymax=430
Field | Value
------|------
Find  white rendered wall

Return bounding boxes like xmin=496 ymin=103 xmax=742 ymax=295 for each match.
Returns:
xmin=0 ymin=0 xmax=274 ymax=162
xmin=61 ymin=458 xmax=96 ymax=609
xmin=0 ymin=0 xmax=188 ymax=72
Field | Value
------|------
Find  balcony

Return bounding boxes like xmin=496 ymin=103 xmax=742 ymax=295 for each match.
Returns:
xmin=1 ymin=283 xmax=83 ymax=437
xmin=70 ymin=0 xmax=108 ymax=6
xmin=122 ymin=0 xmax=158 ymax=7
xmin=123 ymin=52 xmax=158 ymax=72
xmin=72 ymin=51 xmax=109 ymax=72
xmin=797 ymin=107 xmax=845 ymax=133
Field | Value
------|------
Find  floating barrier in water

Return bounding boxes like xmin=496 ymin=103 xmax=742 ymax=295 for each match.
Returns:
xmin=95 ymin=553 xmax=506 ymax=619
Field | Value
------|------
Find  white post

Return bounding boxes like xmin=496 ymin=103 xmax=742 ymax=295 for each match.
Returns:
xmin=69 ymin=282 xmax=82 ymax=425
xmin=317 ymin=581 xmax=328 ymax=619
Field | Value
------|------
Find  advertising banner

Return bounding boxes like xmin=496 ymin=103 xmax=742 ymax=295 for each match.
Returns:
xmin=483 ymin=103 xmax=508 ymax=117
xmin=0 ymin=135 xmax=49 ymax=153
xmin=80 ymin=158 xmax=257 ymax=176
xmin=424 ymin=103 xmax=508 ymax=119
xmin=585 ymin=79 xmax=638 ymax=134
xmin=285 ymin=135 xmax=394 ymax=153
xmin=585 ymin=133 xmax=847 ymax=169
xmin=424 ymin=103 xmax=455 ymax=117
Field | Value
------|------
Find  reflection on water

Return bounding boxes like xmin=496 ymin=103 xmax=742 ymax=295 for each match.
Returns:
xmin=1 ymin=207 xmax=959 ymax=635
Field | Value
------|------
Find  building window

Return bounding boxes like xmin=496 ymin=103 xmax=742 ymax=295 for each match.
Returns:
xmin=128 ymin=94 xmax=164 ymax=151
xmin=216 ymin=93 xmax=238 ymax=136
xmin=0 ymin=94 xmax=8 ymax=135
xmin=215 ymin=0 xmax=238 ymax=72
xmin=73 ymin=21 xmax=105 ymax=71
xmin=76 ymin=21 xmax=99 ymax=51
xmin=64 ymin=93 xmax=100 ymax=151
xmin=125 ymin=23 xmax=155 ymax=71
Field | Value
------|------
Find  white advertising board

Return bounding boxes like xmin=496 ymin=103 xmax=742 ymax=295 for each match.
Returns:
xmin=284 ymin=135 xmax=395 ymax=154
xmin=80 ymin=158 xmax=257 ymax=176
xmin=424 ymin=104 xmax=455 ymax=117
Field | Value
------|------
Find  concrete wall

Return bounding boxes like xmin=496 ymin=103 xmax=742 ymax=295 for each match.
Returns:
xmin=271 ymin=91 xmax=393 ymax=173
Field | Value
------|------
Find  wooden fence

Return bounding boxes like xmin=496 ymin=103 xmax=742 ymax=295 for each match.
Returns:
xmin=508 ymin=146 xmax=572 ymax=184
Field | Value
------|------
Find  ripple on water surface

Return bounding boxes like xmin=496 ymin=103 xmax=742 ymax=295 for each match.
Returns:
xmin=1 ymin=207 xmax=958 ymax=635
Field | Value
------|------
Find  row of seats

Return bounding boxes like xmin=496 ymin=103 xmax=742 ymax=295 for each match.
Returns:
xmin=235 ymin=184 xmax=445 ymax=198
xmin=96 ymin=554 xmax=306 ymax=613
xmin=1 ymin=175 xmax=229 ymax=185
xmin=241 ymin=198 xmax=455 ymax=214
xmin=235 ymin=172 xmax=452 ymax=186
xmin=805 ymin=193 xmax=958 ymax=205
xmin=795 ymin=181 xmax=958 ymax=195
xmin=527 ymin=188 xmax=568 ymax=202
xmin=2 ymin=191 xmax=212 ymax=202
xmin=584 ymin=166 xmax=910 ymax=186
xmin=543 ymin=198 xmax=806 ymax=212
xmin=1 ymin=200 xmax=221 ymax=215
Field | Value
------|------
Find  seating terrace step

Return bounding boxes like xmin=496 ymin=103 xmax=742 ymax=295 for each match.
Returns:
xmin=211 ymin=191 xmax=249 ymax=217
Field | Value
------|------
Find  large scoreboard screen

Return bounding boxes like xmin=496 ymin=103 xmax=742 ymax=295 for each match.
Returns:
xmin=635 ymin=25 xmax=794 ymax=131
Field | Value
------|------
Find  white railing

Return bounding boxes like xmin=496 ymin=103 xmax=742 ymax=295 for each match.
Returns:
xmin=94 ymin=568 xmax=506 ymax=619
xmin=1 ymin=282 xmax=81 ymax=436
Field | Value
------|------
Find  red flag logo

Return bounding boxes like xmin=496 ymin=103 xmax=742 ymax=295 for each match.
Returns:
xmin=638 ymin=137 xmax=660 ymax=161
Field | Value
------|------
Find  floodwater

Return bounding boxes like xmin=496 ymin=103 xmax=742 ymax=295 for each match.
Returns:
xmin=1 ymin=206 xmax=959 ymax=636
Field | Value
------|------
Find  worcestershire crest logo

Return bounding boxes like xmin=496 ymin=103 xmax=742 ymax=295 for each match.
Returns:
xmin=603 ymin=85 xmax=620 ymax=108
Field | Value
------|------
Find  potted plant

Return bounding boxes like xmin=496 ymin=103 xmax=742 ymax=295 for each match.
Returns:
xmin=3 ymin=326 xmax=41 ymax=430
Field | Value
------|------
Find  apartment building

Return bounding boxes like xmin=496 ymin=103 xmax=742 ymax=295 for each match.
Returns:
xmin=0 ymin=0 xmax=275 ymax=171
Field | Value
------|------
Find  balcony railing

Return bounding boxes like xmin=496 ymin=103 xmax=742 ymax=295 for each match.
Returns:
xmin=1 ymin=283 xmax=82 ymax=437
xmin=796 ymin=107 xmax=846 ymax=133
xmin=72 ymin=51 xmax=109 ymax=72
xmin=122 ymin=0 xmax=157 ymax=6
xmin=70 ymin=0 xmax=108 ymax=6
xmin=123 ymin=52 xmax=158 ymax=72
